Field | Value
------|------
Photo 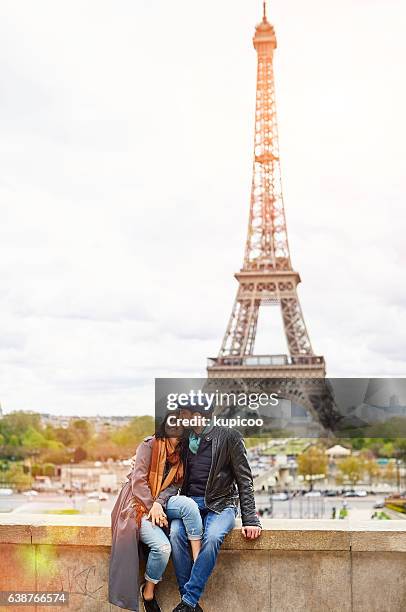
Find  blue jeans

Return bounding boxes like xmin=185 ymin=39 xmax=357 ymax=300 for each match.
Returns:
xmin=170 ymin=496 xmax=236 ymax=607
xmin=139 ymin=516 xmax=171 ymax=584
xmin=166 ymin=495 xmax=203 ymax=540
xmin=139 ymin=495 xmax=203 ymax=584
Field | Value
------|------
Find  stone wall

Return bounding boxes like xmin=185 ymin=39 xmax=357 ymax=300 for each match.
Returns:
xmin=1 ymin=514 xmax=406 ymax=612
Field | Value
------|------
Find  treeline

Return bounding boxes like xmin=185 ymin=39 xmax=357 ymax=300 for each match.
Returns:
xmin=0 ymin=411 xmax=155 ymax=464
xmin=297 ymin=443 xmax=406 ymax=488
xmin=2 ymin=411 xmax=406 ymax=467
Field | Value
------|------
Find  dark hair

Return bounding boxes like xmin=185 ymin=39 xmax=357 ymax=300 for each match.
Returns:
xmin=155 ymin=411 xmax=175 ymax=439
xmin=155 ymin=411 xmax=188 ymax=455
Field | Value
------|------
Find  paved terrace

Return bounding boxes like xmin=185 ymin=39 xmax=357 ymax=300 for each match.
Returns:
xmin=0 ymin=514 xmax=405 ymax=611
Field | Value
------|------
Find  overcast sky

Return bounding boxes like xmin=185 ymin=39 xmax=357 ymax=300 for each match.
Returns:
xmin=1 ymin=0 xmax=405 ymax=417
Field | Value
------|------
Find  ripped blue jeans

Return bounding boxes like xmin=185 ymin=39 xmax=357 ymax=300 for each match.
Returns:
xmin=139 ymin=495 xmax=203 ymax=584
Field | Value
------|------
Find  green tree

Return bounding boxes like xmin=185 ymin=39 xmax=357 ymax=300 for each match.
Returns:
xmin=8 ymin=434 xmax=19 ymax=447
xmin=4 ymin=463 xmax=32 ymax=491
xmin=338 ymin=456 xmax=363 ymax=486
xmin=1 ymin=412 xmax=41 ymax=439
xmin=70 ymin=419 xmax=94 ymax=446
xmin=53 ymin=427 xmax=75 ymax=447
xmin=21 ymin=426 xmax=48 ymax=450
xmin=297 ymin=445 xmax=328 ymax=490
xmin=380 ymin=442 xmax=394 ymax=458
xmin=40 ymin=447 xmax=72 ymax=465
xmin=43 ymin=463 xmax=55 ymax=477
xmin=31 ymin=464 xmax=43 ymax=478
xmin=384 ymin=461 xmax=396 ymax=484
xmin=110 ymin=416 xmax=155 ymax=458
xmin=362 ymin=457 xmax=380 ymax=485
xmin=367 ymin=418 xmax=406 ymax=439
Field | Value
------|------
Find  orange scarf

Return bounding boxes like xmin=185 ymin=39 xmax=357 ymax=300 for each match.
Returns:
xmin=134 ymin=438 xmax=183 ymax=527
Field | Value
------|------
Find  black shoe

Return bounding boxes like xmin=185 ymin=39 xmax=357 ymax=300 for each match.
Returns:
xmin=172 ymin=601 xmax=196 ymax=612
xmin=196 ymin=605 xmax=203 ymax=612
xmin=140 ymin=583 xmax=161 ymax=612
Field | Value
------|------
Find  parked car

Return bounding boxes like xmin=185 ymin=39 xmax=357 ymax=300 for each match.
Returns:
xmin=304 ymin=490 xmax=322 ymax=497
xmin=0 ymin=488 xmax=13 ymax=496
xmin=87 ymin=491 xmax=99 ymax=499
xmin=343 ymin=490 xmax=367 ymax=497
xmin=87 ymin=491 xmax=108 ymax=501
xmin=271 ymin=492 xmax=289 ymax=501
xmin=373 ymin=501 xmax=385 ymax=509
xmin=22 ymin=490 xmax=39 ymax=497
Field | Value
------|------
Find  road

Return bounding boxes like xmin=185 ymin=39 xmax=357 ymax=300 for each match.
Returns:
xmin=0 ymin=492 xmax=115 ymax=515
xmin=255 ymin=493 xmax=389 ymax=520
xmin=0 ymin=491 xmax=396 ymax=521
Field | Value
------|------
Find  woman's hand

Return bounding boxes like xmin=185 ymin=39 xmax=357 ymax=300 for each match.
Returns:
xmin=147 ymin=501 xmax=168 ymax=528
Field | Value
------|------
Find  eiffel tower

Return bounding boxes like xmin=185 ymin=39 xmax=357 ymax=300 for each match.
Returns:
xmin=207 ymin=4 xmax=340 ymax=429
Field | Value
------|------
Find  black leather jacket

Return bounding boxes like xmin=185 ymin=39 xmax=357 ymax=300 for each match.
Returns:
xmin=181 ymin=426 xmax=261 ymax=527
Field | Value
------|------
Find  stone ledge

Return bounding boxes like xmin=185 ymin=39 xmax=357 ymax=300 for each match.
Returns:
xmin=1 ymin=516 xmax=406 ymax=611
xmin=1 ymin=515 xmax=406 ymax=551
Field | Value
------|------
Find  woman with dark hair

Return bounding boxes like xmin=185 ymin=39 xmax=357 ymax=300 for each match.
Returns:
xmin=109 ymin=413 xmax=203 ymax=612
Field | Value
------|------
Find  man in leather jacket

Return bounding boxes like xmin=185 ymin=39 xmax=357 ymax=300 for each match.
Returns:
xmin=170 ymin=403 xmax=261 ymax=612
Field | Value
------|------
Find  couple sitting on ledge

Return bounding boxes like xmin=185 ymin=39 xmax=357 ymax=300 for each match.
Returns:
xmin=108 ymin=401 xmax=261 ymax=612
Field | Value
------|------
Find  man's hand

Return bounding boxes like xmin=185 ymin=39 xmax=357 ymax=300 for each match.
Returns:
xmin=130 ymin=454 xmax=136 ymax=470
xmin=241 ymin=525 xmax=262 ymax=540
xmin=147 ymin=501 xmax=168 ymax=528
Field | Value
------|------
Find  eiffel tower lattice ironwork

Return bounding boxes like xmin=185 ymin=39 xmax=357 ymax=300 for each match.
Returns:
xmin=208 ymin=3 xmax=325 ymax=380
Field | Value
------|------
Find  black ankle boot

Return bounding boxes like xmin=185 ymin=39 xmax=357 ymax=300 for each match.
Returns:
xmin=140 ymin=583 xmax=161 ymax=612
